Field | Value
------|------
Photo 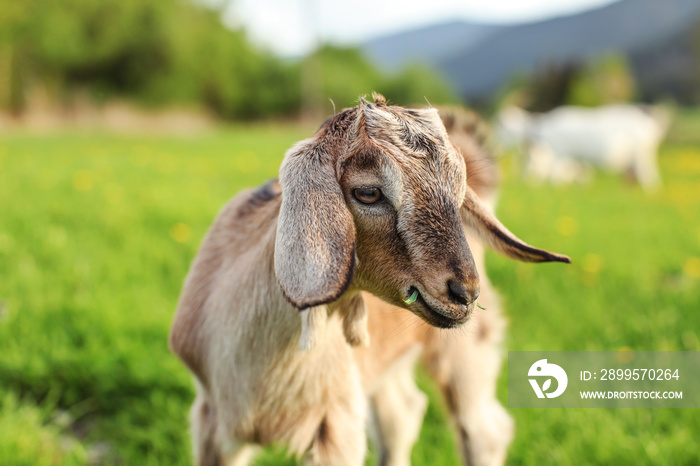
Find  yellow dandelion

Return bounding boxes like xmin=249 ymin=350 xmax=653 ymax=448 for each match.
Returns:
xmin=104 ymin=182 xmax=125 ymax=205
xmin=683 ymin=257 xmax=700 ymax=279
xmin=677 ymin=150 xmax=700 ymax=173
xmin=582 ymin=253 xmax=603 ymax=274
xmin=72 ymin=170 xmax=94 ymax=192
xmin=616 ymin=347 xmax=634 ymax=364
xmin=556 ymin=216 xmax=578 ymax=237
xmin=667 ymin=185 xmax=699 ymax=206
xmin=171 ymin=223 xmax=192 ymax=244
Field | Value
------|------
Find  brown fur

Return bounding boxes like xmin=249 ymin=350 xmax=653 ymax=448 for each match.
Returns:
xmin=169 ymin=95 xmax=568 ymax=465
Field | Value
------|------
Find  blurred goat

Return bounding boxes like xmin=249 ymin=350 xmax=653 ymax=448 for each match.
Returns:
xmin=170 ymin=95 xmax=569 ymax=466
xmin=496 ymin=105 xmax=669 ymax=188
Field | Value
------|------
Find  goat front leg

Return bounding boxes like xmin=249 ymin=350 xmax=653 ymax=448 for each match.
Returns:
xmin=191 ymin=393 xmax=223 ymax=466
xmin=425 ymin=311 xmax=513 ymax=466
xmin=305 ymin=374 xmax=367 ymax=466
xmin=191 ymin=391 xmax=259 ymax=466
xmin=631 ymin=148 xmax=661 ymax=190
xmin=369 ymin=344 xmax=427 ymax=466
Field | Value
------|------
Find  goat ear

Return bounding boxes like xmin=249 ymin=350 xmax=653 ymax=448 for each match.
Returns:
xmin=461 ymin=185 xmax=571 ymax=263
xmin=275 ymin=138 xmax=356 ymax=310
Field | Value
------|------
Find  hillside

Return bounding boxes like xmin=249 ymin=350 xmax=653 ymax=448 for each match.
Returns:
xmin=363 ymin=0 xmax=700 ymax=102
xmin=363 ymin=20 xmax=503 ymax=71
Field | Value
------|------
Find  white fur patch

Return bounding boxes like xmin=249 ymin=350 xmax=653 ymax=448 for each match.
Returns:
xmin=299 ymin=307 xmax=328 ymax=352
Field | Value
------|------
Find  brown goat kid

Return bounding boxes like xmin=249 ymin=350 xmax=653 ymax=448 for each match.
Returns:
xmin=170 ymin=95 xmax=569 ymax=466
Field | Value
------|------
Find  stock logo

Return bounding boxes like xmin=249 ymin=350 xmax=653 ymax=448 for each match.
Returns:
xmin=528 ymin=359 xmax=568 ymax=399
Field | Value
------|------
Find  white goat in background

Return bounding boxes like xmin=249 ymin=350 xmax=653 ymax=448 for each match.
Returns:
xmin=496 ymin=105 xmax=669 ymax=188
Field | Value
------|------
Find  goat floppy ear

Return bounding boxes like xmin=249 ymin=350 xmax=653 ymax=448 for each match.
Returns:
xmin=275 ymin=138 xmax=356 ymax=310
xmin=461 ymin=185 xmax=571 ymax=263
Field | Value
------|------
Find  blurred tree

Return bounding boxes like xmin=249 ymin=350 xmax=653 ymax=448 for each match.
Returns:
xmin=527 ymin=61 xmax=578 ymax=112
xmin=383 ymin=64 xmax=458 ymax=107
xmin=302 ymin=45 xmax=458 ymax=111
xmin=161 ymin=6 xmax=301 ymax=118
xmin=302 ymin=45 xmax=385 ymax=110
xmin=568 ymin=53 xmax=636 ymax=107
xmin=0 ymin=0 xmax=32 ymax=112
xmin=494 ymin=62 xmax=579 ymax=113
xmin=494 ymin=55 xmax=636 ymax=113
xmin=0 ymin=0 xmax=456 ymax=119
xmin=490 ymin=72 xmax=531 ymax=115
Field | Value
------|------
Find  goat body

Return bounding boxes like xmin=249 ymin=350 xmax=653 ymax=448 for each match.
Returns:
xmin=497 ymin=105 xmax=668 ymax=188
xmin=170 ymin=96 xmax=568 ymax=465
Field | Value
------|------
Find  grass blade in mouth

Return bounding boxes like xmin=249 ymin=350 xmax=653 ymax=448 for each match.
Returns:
xmin=403 ymin=289 xmax=419 ymax=305
xmin=476 ymin=302 xmax=486 ymax=310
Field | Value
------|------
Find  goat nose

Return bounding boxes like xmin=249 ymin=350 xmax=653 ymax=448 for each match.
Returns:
xmin=447 ymin=279 xmax=478 ymax=306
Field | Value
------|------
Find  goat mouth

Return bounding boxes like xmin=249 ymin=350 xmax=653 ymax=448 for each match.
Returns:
xmin=404 ymin=287 xmax=468 ymax=329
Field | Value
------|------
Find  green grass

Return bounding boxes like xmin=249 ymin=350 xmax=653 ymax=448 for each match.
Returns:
xmin=0 ymin=118 xmax=699 ymax=465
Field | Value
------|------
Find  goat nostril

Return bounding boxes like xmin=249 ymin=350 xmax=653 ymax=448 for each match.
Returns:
xmin=447 ymin=279 xmax=472 ymax=306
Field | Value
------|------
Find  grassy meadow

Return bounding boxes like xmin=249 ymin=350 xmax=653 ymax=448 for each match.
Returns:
xmin=0 ymin=114 xmax=699 ymax=465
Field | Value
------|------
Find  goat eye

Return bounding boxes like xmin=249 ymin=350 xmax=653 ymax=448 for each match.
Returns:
xmin=353 ymin=187 xmax=382 ymax=204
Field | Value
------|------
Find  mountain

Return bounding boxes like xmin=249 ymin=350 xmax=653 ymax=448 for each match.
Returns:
xmin=363 ymin=0 xmax=700 ymax=102
xmin=363 ymin=21 xmax=503 ymax=72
